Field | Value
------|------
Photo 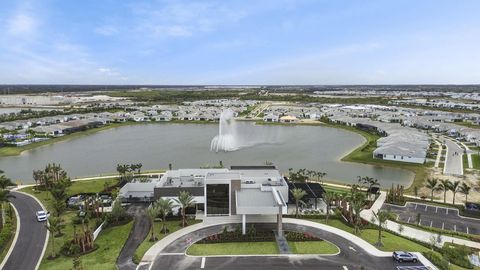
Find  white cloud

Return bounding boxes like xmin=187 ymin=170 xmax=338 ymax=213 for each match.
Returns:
xmin=94 ymin=25 xmax=119 ymax=36
xmin=7 ymin=13 xmax=37 ymax=36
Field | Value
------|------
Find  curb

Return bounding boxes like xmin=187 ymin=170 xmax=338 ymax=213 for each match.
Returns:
xmin=0 ymin=203 xmax=20 ymax=270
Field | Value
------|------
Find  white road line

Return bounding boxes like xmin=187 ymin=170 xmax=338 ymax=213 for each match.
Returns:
xmin=454 ymin=224 xmax=457 ymax=232
xmin=442 ymin=223 xmax=445 ymax=230
xmin=467 ymin=227 xmax=469 ymax=234
xmin=435 ymin=207 xmax=438 ymax=213
xmin=430 ymin=221 xmax=433 ymax=227
xmin=425 ymin=205 xmax=428 ymax=211
xmin=201 ymin=257 xmax=206 ymax=269
xmin=407 ymin=217 xmax=411 ymax=223
xmin=343 ymin=266 xmax=349 ymax=270
xmin=414 ymin=204 xmax=418 ymax=210
xmin=446 ymin=208 xmax=448 ymax=215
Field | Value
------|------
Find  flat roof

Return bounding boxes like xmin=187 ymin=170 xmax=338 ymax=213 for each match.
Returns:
xmin=236 ymin=189 xmax=277 ymax=208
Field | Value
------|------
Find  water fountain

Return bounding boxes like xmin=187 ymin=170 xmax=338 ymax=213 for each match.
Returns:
xmin=210 ymin=109 xmax=238 ymax=152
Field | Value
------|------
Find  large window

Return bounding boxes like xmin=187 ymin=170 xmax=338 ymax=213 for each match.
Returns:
xmin=206 ymin=184 xmax=229 ymax=216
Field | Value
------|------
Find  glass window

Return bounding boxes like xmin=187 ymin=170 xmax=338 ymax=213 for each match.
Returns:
xmin=206 ymin=184 xmax=229 ymax=216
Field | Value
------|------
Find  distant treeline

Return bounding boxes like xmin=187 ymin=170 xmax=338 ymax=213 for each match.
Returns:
xmin=1 ymin=84 xmax=480 ymax=94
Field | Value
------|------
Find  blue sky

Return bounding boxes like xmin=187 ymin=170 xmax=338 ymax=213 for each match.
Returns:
xmin=1 ymin=0 xmax=480 ymax=84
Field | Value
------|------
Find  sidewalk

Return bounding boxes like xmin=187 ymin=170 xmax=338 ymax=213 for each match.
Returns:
xmin=362 ymin=192 xmax=480 ymax=250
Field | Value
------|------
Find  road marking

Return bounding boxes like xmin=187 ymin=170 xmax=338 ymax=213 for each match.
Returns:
xmin=446 ymin=208 xmax=448 ymax=215
xmin=467 ymin=227 xmax=469 ymax=234
xmin=454 ymin=224 xmax=457 ymax=232
xmin=407 ymin=217 xmax=411 ymax=223
xmin=343 ymin=266 xmax=349 ymax=270
xmin=442 ymin=223 xmax=445 ymax=230
xmin=414 ymin=204 xmax=418 ymax=210
xmin=430 ymin=221 xmax=433 ymax=227
xmin=425 ymin=205 xmax=428 ymax=211
xmin=436 ymin=207 xmax=438 ymax=213
xmin=201 ymin=257 xmax=206 ymax=269
xmin=348 ymin=246 xmax=357 ymax=252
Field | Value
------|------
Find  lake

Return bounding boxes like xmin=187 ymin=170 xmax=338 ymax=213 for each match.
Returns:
xmin=0 ymin=122 xmax=414 ymax=187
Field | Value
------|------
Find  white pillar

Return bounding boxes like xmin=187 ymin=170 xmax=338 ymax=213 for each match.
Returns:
xmin=242 ymin=214 xmax=246 ymax=235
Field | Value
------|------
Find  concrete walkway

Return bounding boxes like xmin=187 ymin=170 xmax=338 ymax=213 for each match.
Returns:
xmin=443 ymin=138 xmax=463 ymax=176
xmin=458 ymin=141 xmax=473 ymax=169
xmin=361 ymin=192 xmax=480 ymax=250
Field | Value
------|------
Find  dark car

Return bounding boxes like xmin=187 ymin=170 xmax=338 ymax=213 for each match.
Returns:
xmin=393 ymin=251 xmax=418 ymax=262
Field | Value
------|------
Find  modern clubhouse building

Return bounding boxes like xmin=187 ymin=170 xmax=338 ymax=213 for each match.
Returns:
xmin=120 ymin=166 xmax=289 ymax=234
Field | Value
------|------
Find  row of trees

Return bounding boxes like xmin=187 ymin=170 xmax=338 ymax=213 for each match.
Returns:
xmin=288 ymin=168 xmax=327 ymax=183
xmin=116 ymin=163 xmax=143 ymax=184
xmin=146 ymin=191 xmax=195 ymax=241
xmin=425 ymin=178 xmax=471 ymax=204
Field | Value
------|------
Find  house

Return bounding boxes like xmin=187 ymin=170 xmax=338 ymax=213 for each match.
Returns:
xmin=279 ymin=115 xmax=298 ymax=123
xmin=263 ymin=113 xmax=279 ymax=122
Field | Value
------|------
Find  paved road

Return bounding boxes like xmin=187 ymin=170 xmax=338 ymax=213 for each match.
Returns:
xmin=117 ymin=204 xmax=149 ymax=270
xmin=2 ymin=191 xmax=47 ymax=270
xmin=443 ymin=138 xmax=463 ymax=176
xmin=382 ymin=202 xmax=480 ymax=234
xmin=149 ymin=223 xmax=425 ymax=270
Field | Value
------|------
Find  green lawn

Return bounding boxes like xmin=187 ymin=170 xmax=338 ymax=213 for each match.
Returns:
xmin=322 ymin=185 xmax=351 ymax=195
xmin=133 ymin=219 xmax=201 ymax=264
xmin=39 ymin=221 xmax=133 ymax=270
xmin=472 ymin=154 xmax=480 ymax=169
xmin=0 ymin=206 xmax=17 ymax=265
xmin=289 ymin=240 xmax=339 ymax=255
xmin=186 ymin=242 xmax=279 ymax=256
xmin=463 ymin=155 xmax=469 ymax=169
xmin=325 ymin=123 xmax=428 ymax=193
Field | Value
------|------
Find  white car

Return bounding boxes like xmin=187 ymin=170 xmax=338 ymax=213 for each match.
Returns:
xmin=36 ymin=210 xmax=48 ymax=222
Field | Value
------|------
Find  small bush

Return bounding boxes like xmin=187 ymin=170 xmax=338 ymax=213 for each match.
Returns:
xmin=422 ymin=251 xmax=449 ymax=270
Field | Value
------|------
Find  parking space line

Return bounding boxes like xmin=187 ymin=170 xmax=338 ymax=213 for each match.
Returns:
xmin=201 ymin=257 xmax=205 ymax=269
xmin=454 ymin=224 xmax=457 ymax=232
xmin=436 ymin=207 xmax=438 ymax=213
xmin=430 ymin=221 xmax=433 ymax=227
xmin=407 ymin=217 xmax=411 ymax=223
xmin=446 ymin=208 xmax=448 ymax=215
xmin=414 ymin=204 xmax=418 ymax=210
xmin=442 ymin=223 xmax=445 ymax=230
xmin=425 ymin=205 xmax=428 ymax=211
xmin=467 ymin=227 xmax=469 ymax=234
xmin=342 ymin=266 xmax=348 ymax=270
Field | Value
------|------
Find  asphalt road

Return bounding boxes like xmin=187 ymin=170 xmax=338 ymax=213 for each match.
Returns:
xmin=117 ymin=204 xmax=149 ymax=270
xmin=149 ymin=223 xmax=426 ymax=270
xmin=382 ymin=202 xmax=480 ymax=234
xmin=443 ymin=138 xmax=463 ymax=176
xmin=2 ymin=191 xmax=48 ymax=270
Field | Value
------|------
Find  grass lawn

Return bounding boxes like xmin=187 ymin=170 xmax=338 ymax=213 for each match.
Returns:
xmin=463 ymin=155 xmax=469 ymax=169
xmin=322 ymin=185 xmax=351 ymax=195
xmin=324 ymin=123 xmax=428 ymax=193
xmin=186 ymin=242 xmax=279 ymax=256
xmin=472 ymin=154 xmax=480 ymax=169
xmin=289 ymin=240 xmax=339 ymax=255
xmin=133 ymin=219 xmax=201 ymax=264
xmin=21 ymin=178 xmax=120 ymax=269
xmin=39 ymin=221 xmax=133 ymax=270
xmin=0 ymin=206 xmax=17 ymax=265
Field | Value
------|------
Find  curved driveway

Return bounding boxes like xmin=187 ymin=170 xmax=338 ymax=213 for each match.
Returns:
xmin=2 ymin=191 xmax=47 ymax=270
xmin=148 ymin=222 xmax=425 ymax=270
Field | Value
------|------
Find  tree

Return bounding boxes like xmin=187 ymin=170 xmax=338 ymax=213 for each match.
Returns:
xmin=146 ymin=205 xmax=159 ymax=241
xmin=46 ymin=216 xmax=61 ymax=258
xmin=174 ymin=191 xmax=195 ymax=227
xmin=0 ymin=175 xmax=12 ymax=189
xmin=0 ymin=190 xmax=10 ymax=228
xmin=110 ymin=198 xmax=126 ymax=224
xmin=323 ymin=191 xmax=334 ymax=224
xmin=425 ymin=178 xmax=438 ymax=201
xmin=459 ymin=183 xmax=471 ymax=204
xmin=291 ymin=188 xmax=307 ymax=218
xmin=372 ymin=210 xmax=390 ymax=247
xmin=348 ymin=190 xmax=365 ymax=235
xmin=155 ymin=198 xmax=174 ymax=234
xmin=438 ymin=180 xmax=451 ymax=204
xmin=449 ymin=180 xmax=461 ymax=205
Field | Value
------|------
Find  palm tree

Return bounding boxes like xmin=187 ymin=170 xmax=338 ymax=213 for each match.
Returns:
xmin=323 ymin=191 xmax=334 ymax=224
xmin=46 ymin=216 xmax=61 ymax=258
xmin=146 ymin=205 xmax=159 ymax=241
xmin=174 ymin=191 xmax=195 ymax=227
xmin=0 ymin=190 xmax=10 ymax=228
xmin=0 ymin=175 xmax=12 ymax=189
xmin=459 ymin=183 xmax=471 ymax=204
xmin=372 ymin=210 xmax=390 ymax=247
xmin=291 ymin=188 xmax=307 ymax=218
xmin=425 ymin=178 xmax=438 ymax=201
xmin=135 ymin=163 xmax=142 ymax=174
xmin=449 ymin=180 xmax=461 ymax=205
xmin=349 ymin=192 xmax=365 ymax=235
xmin=155 ymin=198 xmax=174 ymax=234
xmin=438 ymin=180 xmax=451 ymax=204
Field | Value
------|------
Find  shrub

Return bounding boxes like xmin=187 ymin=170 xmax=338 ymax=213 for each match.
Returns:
xmin=441 ymin=244 xmax=473 ymax=269
xmin=422 ymin=251 xmax=449 ymax=270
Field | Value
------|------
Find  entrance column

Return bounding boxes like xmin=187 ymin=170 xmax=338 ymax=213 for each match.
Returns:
xmin=242 ymin=214 xmax=246 ymax=235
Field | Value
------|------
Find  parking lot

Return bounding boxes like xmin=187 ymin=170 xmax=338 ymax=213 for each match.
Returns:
xmin=382 ymin=202 xmax=480 ymax=235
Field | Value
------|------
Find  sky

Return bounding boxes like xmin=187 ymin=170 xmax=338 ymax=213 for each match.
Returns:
xmin=1 ymin=0 xmax=480 ymax=85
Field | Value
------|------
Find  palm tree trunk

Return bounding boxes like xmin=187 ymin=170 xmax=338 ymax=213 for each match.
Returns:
xmin=431 ymin=191 xmax=434 ymax=201
xmin=453 ymin=192 xmax=456 ymax=205
xmin=295 ymin=202 xmax=299 ymax=218
xmin=443 ymin=191 xmax=446 ymax=203
xmin=465 ymin=194 xmax=468 ymax=204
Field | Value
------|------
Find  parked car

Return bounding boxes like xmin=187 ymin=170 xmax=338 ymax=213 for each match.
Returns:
xmin=36 ymin=210 xmax=48 ymax=222
xmin=393 ymin=251 xmax=418 ymax=262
